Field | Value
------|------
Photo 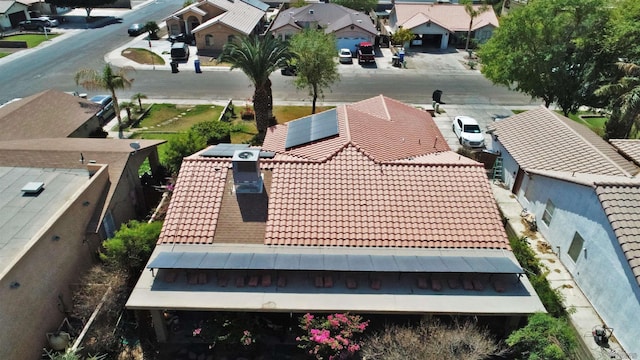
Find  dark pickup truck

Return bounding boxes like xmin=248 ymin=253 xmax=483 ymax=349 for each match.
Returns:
xmin=357 ymin=42 xmax=375 ymax=64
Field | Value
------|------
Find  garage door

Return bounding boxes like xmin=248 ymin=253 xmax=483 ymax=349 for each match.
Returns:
xmin=337 ymin=37 xmax=369 ymax=52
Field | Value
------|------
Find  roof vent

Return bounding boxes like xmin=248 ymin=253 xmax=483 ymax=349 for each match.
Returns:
xmin=309 ymin=9 xmax=314 ymax=14
xmin=21 ymin=181 xmax=44 ymax=195
xmin=232 ymin=149 xmax=263 ymax=193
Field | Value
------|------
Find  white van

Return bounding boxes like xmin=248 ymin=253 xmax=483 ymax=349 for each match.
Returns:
xmin=453 ymin=115 xmax=485 ymax=148
xmin=170 ymin=43 xmax=190 ymax=62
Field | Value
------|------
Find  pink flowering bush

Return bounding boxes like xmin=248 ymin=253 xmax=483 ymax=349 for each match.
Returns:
xmin=297 ymin=313 xmax=369 ymax=360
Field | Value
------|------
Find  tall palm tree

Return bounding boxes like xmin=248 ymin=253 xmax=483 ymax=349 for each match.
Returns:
xmin=596 ymin=62 xmax=640 ymax=139
xmin=131 ymin=92 xmax=148 ymax=112
xmin=120 ymin=101 xmax=135 ymax=126
xmin=219 ymin=35 xmax=291 ymax=141
xmin=462 ymin=0 xmax=490 ymax=52
xmin=75 ymin=64 xmax=135 ymax=130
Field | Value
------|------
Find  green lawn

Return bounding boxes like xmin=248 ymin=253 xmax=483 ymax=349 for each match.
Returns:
xmin=3 ymin=34 xmax=58 ymax=48
xmin=0 ymin=52 xmax=9 ymax=58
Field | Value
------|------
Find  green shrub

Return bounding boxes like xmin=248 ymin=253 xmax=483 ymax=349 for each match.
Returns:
xmin=100 ymin=220 xmax=162 ymax=276
xmin=507 ymin=313 xmax=578 ymax=360
xmin=509 ymin=236 xmax=566 ymax=317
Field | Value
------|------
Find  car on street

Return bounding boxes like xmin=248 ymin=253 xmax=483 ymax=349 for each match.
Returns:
xmin=89 ymin=95 xmax=115 ymax=124
xmin=128 ymin=23 xmax=145 ymax=36
xmin=35 ymin=16 xmax=58 ymax=27
xmin=18 ymin=19 xmax=48 ymax=31
xmin=339 ymin=48 xmax=352 ymax=64
xmin=280 ymin=62 xmax=297 ymax=76
xmin=453 ymin=115 xmax=485 ymax=148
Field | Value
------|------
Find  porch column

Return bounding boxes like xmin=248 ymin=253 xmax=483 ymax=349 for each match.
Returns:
xmin=150 ymin=310 xmax=169 ymax=343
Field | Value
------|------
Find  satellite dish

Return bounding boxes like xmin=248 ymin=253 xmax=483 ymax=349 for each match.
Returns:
xmin=129 ymin=142 xmax=141 ymax=151
xmin=238 ymin=151 xmax=253 ymax=159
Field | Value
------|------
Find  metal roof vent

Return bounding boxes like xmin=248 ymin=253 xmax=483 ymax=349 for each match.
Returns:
xmin=309 ymin=9 xmax=314 ymax=14
xmin=21 ymin=181 xmax=44 ymax=195
xmin=232 ymin=149 xmax=263 ymax=193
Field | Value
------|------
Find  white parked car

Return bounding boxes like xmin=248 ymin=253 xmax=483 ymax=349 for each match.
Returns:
xmin=35 ymin=16 xmax=59 ymax=27
xmin=453 ymin=115 xmax=485 ymax=148
xmin=338 ymin=48 xmax=352 ymax=64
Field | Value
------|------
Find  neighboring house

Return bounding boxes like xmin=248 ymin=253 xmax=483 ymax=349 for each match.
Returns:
xmin=164 ymin=0 xmax=269 ymax=55
xmin=0 ymin=89 xmax=166 ymax=359
xmin=268 ymin=3 xmax=378 ymax=52
xmin=388 ymin=2 xmax=499 ymax=49
xmin=0 ymin=89 xmax=104 ymax=140
xmin=0 ymin=0 xmax=28 ymax=29
xmin=127 ymin=95 xmax=544 ymax=344
xmin=488 ymin=107 xmax=640 ymax=356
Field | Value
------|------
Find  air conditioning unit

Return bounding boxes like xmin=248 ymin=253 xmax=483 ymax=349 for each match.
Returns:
xmin=232 ymin=149 xmax=263 ymax=193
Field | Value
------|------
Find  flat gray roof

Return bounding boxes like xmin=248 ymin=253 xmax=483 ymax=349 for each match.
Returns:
xmin=0 ymin=167 xmax=89 ymax=276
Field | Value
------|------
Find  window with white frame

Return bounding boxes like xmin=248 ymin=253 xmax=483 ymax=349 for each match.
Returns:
xmin=568 ymin=232 xmax=584 ymax=262
xmin=542 ymin=199 xmax=555 ymax=226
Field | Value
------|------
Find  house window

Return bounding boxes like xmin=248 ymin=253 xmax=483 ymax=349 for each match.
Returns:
xmin=568 ymin=232 xmax=584 ymax=262
xmin=103 ymin=211 xmax=115 ymax=238
xmin=205 ymin=35 xmax=213 ymax=47
xmin=227 ymin=35 xmax=235 ymax=43
xmin=542 ymin=200 xmax=555 ymax=226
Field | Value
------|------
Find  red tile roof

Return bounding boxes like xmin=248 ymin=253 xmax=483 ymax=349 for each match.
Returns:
xmin=158 ymin=96 xmax=509 ymax=250
xmin=262 ymin=95 xmax=450 ymax=162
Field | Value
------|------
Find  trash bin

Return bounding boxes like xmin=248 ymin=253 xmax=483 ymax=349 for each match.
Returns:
xmin=432 ymin=89 xmax=443 ymax=103
xmin=194 ymin=59 xmax=201 ymax=73
xmin=392 ymin=55 xmax=400 ymax=67
xmin=170 ymin=61 xmax=179 ymax=73
xmin=398 ymin=49 xmax=405 ymax=63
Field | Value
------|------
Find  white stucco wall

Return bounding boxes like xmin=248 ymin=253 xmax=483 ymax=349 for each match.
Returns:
xmin=514 ymin=174 xmax=640 ymax=356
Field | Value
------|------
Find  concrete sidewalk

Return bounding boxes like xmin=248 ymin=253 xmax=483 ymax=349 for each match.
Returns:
xmin=492 ymin=182 xmax=631 ymax=360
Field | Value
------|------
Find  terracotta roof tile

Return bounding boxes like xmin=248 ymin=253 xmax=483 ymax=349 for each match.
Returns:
xmin=490 ymin=107 xmax=638 ymax=176
xmin=158 ymin=96 xmax=508 ymax=251
xmin=596 ymin=184 xmax=640 ymax=286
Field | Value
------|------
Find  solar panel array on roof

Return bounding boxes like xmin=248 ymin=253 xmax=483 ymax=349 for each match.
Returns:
xmin=201 ymin=144 xmax=276 ymax=158
xmin=201 ymin=144 xmax=250 ymax=157
xmin=285 ymin=109 xmax=339 ymax=149
xmin=148 ymin=252 xmax=524 ymax=274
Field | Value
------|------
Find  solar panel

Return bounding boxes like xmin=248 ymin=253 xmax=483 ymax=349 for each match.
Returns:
xmin=174 ymin=252 xmax=206 ymax=269
xmin=275 ymin=254 xmax=300 ymax=269
xmin=250 ymin=253 xmax=276 ymax=269
xmin=200 ymin=252 xmax=231 ymax=268
xmin=442 ymin=257 xmax=473 ymax=272
xmin=241 ymin=0 xmax=269 ymax=11
xmin=324 ymin=254 xmax=349 ymax=271
xmin=372 ymin=255 xmax=399 ymax=272
xmin=147 ymin=252 xmax=182 ymax=269
xmin=201 ymin=143 xmax=249 ymax=157
xmin=226 ymin=253 xmax=253 ymax=269
xmin=302 ymin=254 xmax=324 ymax=270
xmin=464 ymin=256 xmax=498 ymax=273
xmin=348 ymin=255 xmax=374 ymax=272
xmin=394 ymin=256 xmax=422 ymax=272
xmin=285 ymin=109 xmax=338 ymax=149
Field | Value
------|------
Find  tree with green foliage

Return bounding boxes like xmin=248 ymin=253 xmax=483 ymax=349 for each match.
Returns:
xmin=506 ymin=313 xmax=578 ymax=360
xmin=46 ymin=0 xmax=117 ymax=18
xmin=604 ymin=0 xmax=640 ymax=63
xmin=163 ymin=121 xmax=232 ymax=173
xmin=75 ymin=63 xmax=134 ymax=131
xmin=332 ymin=0 xmax=377 ymax=12
xmin=131 ymin=92 xmax=147 ymax=112
xmin=219 ymin=36 xmax=291 ymax=142
xmin=289 ymin=29 xmax=340 ymax=114
xmin=144 ymin=21 xmax=160 ymax=40
xmin=391 ymin=27 xmax=414 ymax=48
xmin=100 ymin=220 xmax=162 ymax=276
xmin=478 ymin=0 xmax=610 ymax=115
xmin=461 ymin=0 xmax=490 ymax=52
xmin=596 ymin=62 xmax=640 ymax=139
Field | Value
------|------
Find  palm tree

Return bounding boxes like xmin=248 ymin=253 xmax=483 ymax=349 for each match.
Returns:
xmin=218 ymin=35 xmax=291 ymax=141
xmin=75 ymin=64 xmax=135 ymax=130
xmin=144 ymin=21 xmax=160 ymax=40
xmin=119 ymin=101 xmax=135 ymax=126
xmin=596 ymin=62 xmax=640 ymax=139
xmin=462 ymin=0 xmax=490 ymax=52
xmin=131 ymin=92 xmax=148 ymax=112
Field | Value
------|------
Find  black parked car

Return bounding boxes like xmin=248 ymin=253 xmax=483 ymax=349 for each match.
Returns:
xmin=280 ymin=64 xmax=297 ymax=76
xmin=18 ymin=19 xmax=48 ymax=31
xmin=168 ymin=33 xmax=195 ymax=45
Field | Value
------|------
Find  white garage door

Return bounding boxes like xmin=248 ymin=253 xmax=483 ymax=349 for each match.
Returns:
xmin=337 ymin=37 xmax=369 ymax=52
